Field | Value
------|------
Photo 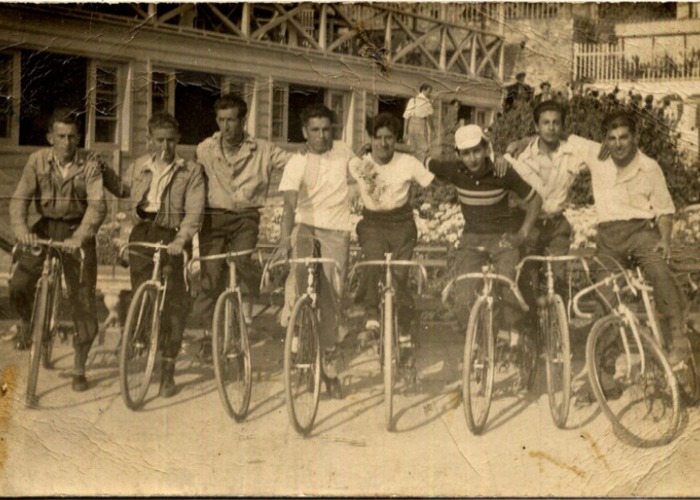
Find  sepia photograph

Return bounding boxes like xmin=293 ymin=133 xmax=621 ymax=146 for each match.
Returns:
xmin=1 ymin=1 xmax=700 ymax=496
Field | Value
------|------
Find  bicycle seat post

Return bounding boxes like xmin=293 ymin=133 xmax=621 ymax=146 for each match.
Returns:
xmin=385 ymin=252 xmax=393 ymax=290
xmin=151 ymin=248 xmax=162 ymax=283
xmin=228 ymin=254 xmax=238 ymax=291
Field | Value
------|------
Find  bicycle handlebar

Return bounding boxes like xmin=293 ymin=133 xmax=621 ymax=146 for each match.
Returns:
xmin=119 ymin=242 xmax=190 ymax=288
xmin=572 ymin=271 xmax=627 ymax=319
xmin=514 ymin=254 xmax=588 ymax=283
xmin=441 ymin=272 xmax=529 ymax=312
xmin=348 ymin=259 xmax=428 ymax=296
xmin=14 ymin=239 xmax=87 ymax=283
xmin=187 ymin=248 xmax=257 ymax=275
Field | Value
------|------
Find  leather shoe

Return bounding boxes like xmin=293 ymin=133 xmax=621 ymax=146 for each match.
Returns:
xmin=72 ymin=375 xmax=88 ymax=392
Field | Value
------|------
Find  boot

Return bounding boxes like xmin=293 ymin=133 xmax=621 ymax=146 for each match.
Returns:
xmin=72 ymin=344 xmax=90 ymax=392
xmin=159 ymin=358 xmax=177 ymax=398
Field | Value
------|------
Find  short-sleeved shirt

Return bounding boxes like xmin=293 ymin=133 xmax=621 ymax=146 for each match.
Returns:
xmin=278 ymin=141 xmax=354 ymax=231
xmin=586 ymin=150 xmax=675 ymax=223
xmin=427 ymin=157 xmax=536 ymax=234
xmin=513 ymin=135 xmax=595 ymax=215
xmin=403 ymin=93 xmax=433 ymax=119
xmin=349 ymin=152 xmax=434 ymax=212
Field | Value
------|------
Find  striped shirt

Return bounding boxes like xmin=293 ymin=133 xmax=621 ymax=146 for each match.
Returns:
xmin=427 ymin=157 xmax=536 ymax=234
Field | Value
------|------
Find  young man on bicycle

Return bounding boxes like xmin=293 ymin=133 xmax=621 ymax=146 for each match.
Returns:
xmin=123 ymin=112 xmax=205 ymax=398
xmin=192 ymin=94 xmax=290 ymax=331
xmin=425 ymin=125 xmax=542 ymax=359
xmin=10 ymin=109 xmax=107 ymax=392
xmin=275 ymin=104 xmax=354 ymax=399
xmin=349 ymin=112 xmax=435 ymax=363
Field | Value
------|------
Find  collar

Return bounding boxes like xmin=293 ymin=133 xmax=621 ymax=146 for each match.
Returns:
xmin=460 ymin=158 xmax=494 ymax=180
xmin=215 ymin=132 xmax=257 ymax=152
xmin=50 ymin=150 xmax=81 ymax=168
xmin=144 ymin=155 xmax=186 ymax=173
xmin=614 ymin=151 xmax=641 ymax=184
xmin=531 ymin=137 xmax=575 ymax=159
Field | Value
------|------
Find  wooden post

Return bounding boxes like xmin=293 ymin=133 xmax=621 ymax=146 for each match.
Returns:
xmin=470 ymin=33 xmax=477 ymax=76
xmin=385 ymin=12 xmax=392 ymax=56
xmin=319 ymin=4 xmax=327 ymax=51
xmin=439 ymin=27 xmax=447 ymax=71
xmin=242 ymin=3 xmax=250 ymax=38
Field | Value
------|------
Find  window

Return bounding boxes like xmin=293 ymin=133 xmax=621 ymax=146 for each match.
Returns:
xmin=270 ymin=81 xmax=350 ymax=143
xmin=2 ymin=49 xmax=127 ymax=150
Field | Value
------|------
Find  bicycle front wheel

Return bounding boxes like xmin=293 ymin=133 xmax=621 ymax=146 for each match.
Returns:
xmin=462 ymin=296 xmax=495 ymax=435
xmin=586 ymin=314 xmax=680 ymax=447
xmin=26 ymin=277 xmax=50 ymax=407
xmin=382 ymin=291 xmax=397 ymax=432
xmin=212 ymin=291 xmax=252 ymax=421
xmin=284 ymin=296 xmax=321 ymax=435
xmin=119 ymin=282 xmax=161 ymax=410
xmin=544 ymin=294 xmax=571 ymax=428
xmin=42 ymin=269 xmax=62 ymax=370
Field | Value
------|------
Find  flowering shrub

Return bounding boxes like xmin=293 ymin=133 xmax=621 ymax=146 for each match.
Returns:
xmin=96 ymin=212 xmax=133 ymax=265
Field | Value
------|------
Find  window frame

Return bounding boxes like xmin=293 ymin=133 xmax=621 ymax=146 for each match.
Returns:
xmin=270 ymin=81 xmax=289 ymax=142
xmin=0 ymin=50 xmax=21 ymax=147
xmin=85 ymin=60 xmax=124 ymax=151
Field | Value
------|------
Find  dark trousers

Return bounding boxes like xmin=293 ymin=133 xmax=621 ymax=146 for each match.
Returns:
xmin=454 ymin=232 xmax=523 ymax=330
xmin=191 ymin=210 xmax=261 ymax=329
xmin=128 ymin=222 xmax=190 ymax=359
xmin=519 ymin=214 xmax=572 ymax=318
xmin=355 ymin=211 xmax=417 ymax=330
xmin=9 ymin=218 xmax=98 ymax=351
xmin=596 ymin=219 xmax=685 ymax=346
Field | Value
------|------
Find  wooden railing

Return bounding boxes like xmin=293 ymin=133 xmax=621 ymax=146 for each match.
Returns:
xmin=574 ymin=40 xmax=700 ymax=82
xmin=26 ymin=3 xmax=505 ymax=80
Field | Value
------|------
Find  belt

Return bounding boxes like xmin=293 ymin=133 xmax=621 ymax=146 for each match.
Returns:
xmin=598 ymin=218 xmax=654 ymax=229
xmin=206 ymin=207 xmax=260 ymax=216
xmin=538 ymin=212 xmax=564 ymax=221
xmin=41 ymin=216 xmax=83 ymax=224
xmin=136 ymin=208 xmax=158 ymax=221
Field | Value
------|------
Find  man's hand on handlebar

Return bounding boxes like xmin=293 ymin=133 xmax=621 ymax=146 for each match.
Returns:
xmin=62 ymin=237 xmax=83 ymax=254
xmin=18 ymin=232 xmax=38 ymax=247
xmin=167 ymin=240 xmax=184 ymax=256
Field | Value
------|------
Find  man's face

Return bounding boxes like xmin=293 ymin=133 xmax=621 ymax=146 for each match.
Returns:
xmin=216 ymin=107 xmax=245 ymax=143
xmin=605 ymin=125 xmax=637 ymax=166
xmin=371 ymin=126 xmax=397 ymax=164
xmin=423 ymin=88 xmax=433 ymax=99
xmin=47 ymin=122 xmax=80 ymax=162
xmin=303 ymin=117 xmax=333 ymax=154
xmin=458 ymin=143 xmax=487 ymax=173
xmin=148 ymin=126 xmax=179 ymax=163
xmin=535 ymin=110 xmax=563 ymax=147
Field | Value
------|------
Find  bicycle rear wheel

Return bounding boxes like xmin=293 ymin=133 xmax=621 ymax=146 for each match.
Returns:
xmin=544 ymin=294 xmax=571 ymax=428
xmin=120 ymin=282 xmax=160 ymax=410
xmin=26 ymin=277 xmax=50 ymax=407
xmin=42 ymin=267 xmax=62 ymax=370
xmin=462 ymin=296 xmax=495 ymax=435
xmin=586 ymin=314 xmax=680 ymax=447
xmin=212 ymin=290 xmax=252 ymax=421
xmin=284 ymin=296 xmax=321 ymax=435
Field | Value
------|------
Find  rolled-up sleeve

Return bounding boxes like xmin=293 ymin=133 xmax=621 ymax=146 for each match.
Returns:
xmin=173 ymin=164 xmax=205 ymax=246
xmin=10 ymin=156 xmax=38 ymax=240
xmin=72 ymin=159 xmax=107 ymax=242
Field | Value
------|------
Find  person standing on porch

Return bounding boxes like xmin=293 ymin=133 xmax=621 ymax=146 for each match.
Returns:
xmin=403 ymin=83 xmax=434 ymax=159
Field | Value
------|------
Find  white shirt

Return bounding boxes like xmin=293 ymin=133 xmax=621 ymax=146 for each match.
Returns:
xmin=587 ymin=149 xmax=675 ymax=223
xmin=142 ymin=156 xmax=181 ymax=213
xmin=349 ymin=152 xmax=434 ymax=211
xmin=513 ymin=135 xmax=593 ymax=215
xmin=278 ymin=141 xmax=354 ymax=231
xmin=403 ymin=93 xmax=433 ymax=119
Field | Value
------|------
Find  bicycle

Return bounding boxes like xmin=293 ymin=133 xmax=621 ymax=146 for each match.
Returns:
xmin=442 ymin=246 xmax=530 ymax=435
xmin=118 ymin=242 xmax=189 ymax=410
xmin=18 ymin=239 xmax=84 ymax=407
xmin=188 ymin=249 xmax=255 ymax=422
xmin=572 ymin=256 xmax=682 ymax=446
xmin=515 ymin=254 xmax=589 ymax=428
xmin=349 ymin=253 xmax=427 ymax=432
xmin=264 ymin=244 xmax=341 ymax=436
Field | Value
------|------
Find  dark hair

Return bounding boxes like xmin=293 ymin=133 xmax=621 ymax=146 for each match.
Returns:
xmin=516 ymin=72 xmax=526 ymax=80
xmin=533 ymin=100 xmax=566 ymax=124
xmin=602 ymin=110 xmax=637 ymax=135
xmin=450 ymin=99 xmax=460 ymax=106
xmin=148 ymin=111 xmax=179 ymax=134
xmin=300 ymin=103 xmax=334 ymax=125
xmin=214 ymin=93 xmax=248 ymax=119
xmin=419 ymin=83 xmax=432 ymax=93
xmin=540 ymin=81 xmax=551 ymax=89
xmin=367 ymin=112 xmax=401 ymax=138
xmin=48 ymin=108 xmax=81 ymax=132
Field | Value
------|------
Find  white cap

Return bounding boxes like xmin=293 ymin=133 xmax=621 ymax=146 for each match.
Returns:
xmin=454 ymin=125 xmax=486 ymax=150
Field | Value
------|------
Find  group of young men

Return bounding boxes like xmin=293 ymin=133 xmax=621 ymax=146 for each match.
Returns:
xmin=9 ymin=87 xmax=690 ymax=403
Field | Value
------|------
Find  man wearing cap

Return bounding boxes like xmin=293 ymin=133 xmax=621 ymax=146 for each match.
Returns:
xmin=403 ymin=83 xmax=434 ymax=159
xmin=425 ymin=125 xmax=542 ymax=340
xmin=504 ymin=72 xmax=533 ymax=112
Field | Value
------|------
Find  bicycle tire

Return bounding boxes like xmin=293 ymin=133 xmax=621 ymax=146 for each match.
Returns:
xmin=26 ymin=277 xmax=50 ymax=407
xmin=284 ymin=296 xmax=321 ymax=435
xmin=586 ymin=314 xmax=681 ymax=447
xmin=212 ymin=290 xmax=252 ymax=422
xmin=544 ymin=294 xmax=571 ymax=428
xmin=42 ymin=265 xmax=62 ymax=370
xmin=383 ymin=289 xmax=396 ymax=432
xmin=462 ymin=296 xmax=495 ymax=435
xmin=120 ymin=282 xmax=160 ymax=410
